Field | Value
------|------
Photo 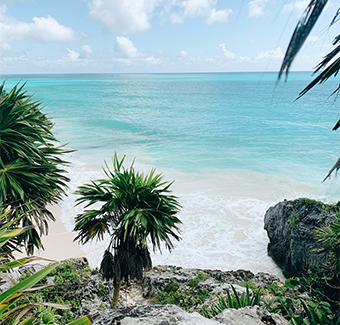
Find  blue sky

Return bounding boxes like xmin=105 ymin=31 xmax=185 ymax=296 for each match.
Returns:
xmin=0 ymin=0 xmax=339 ymax=74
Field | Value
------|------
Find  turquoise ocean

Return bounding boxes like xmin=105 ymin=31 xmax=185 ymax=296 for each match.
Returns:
xmin=3 ymin=72 xmax=340 ymax=278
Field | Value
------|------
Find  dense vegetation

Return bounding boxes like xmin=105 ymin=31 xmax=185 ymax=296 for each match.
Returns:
xmin=0 ymin=84 xmax=90 ymax=324
xmin=0 ymin=83 xmax=71 ymax=254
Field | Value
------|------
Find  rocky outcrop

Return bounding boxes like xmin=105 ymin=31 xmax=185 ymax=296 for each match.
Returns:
xmin=92 ymin=304 xmax=289 ymax=325
xmin=1 ymin=258 xmax=290 ymax=325
xmin=72 ymin=264 xmax=287 ymax=324
xmin=92 ymin=305 xmax=222 ymax=325
xmin=142 ymin=265 xmax=261 ymax=298
xmin=264 ymin=199 xmax=336 ymax=278
xmin=214 ymin=306 xmax=289 ymax=325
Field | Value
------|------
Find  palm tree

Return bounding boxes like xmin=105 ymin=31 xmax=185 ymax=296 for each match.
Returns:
xmin=0 ymin=82 xmax=71 ymax=254
xmin=278 ymin=0 xmax=340 ymax=180
xmin=73 ymin=154 xmax=181 ymax=307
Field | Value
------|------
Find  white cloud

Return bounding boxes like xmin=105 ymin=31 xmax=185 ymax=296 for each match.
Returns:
xmin=88 ymin=0 xmax=232 ymax=32
xmin=178 ymin=50 xmax=189 ymax=58
xmin=255 ymin=47 xmax=283 ymax=60
xmin=114 ymin=36 xmax=141 ymax=58
xmin=0 ymin=41 xmax=13 ymax=55
xmin=182 ymin=0 xmax=232 ymax=24
xmin=206 ymin=8 xmax=232 ymax=24
xmin=65 ymin=48 xmax=80 ymax=61
xmin=170 ymin=13 xmax=184 ymax=24
xmin=248 ymin=0 xmax=270 ymax=18
xmin=0 ymin=4 xmax=80 ymax=43
xmin=82 ymin=45 xmax=93 ymax=54
xmin=216 ymin=43 xmax=236 ymax=59
xmin=183 ymin=0 xmax=211 ymax=17
xmin=88 ymin=0 xmax=159 ymax=34
xmin=283 ymin=0 xmax=309 ymax=14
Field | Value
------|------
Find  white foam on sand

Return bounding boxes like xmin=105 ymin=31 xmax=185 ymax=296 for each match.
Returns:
xmin=56 ymin=153 xmax=339 ymax=279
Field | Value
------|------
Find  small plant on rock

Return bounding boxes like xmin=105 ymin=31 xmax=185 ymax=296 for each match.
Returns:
xmin=199 ymin=283 xmax=263 ymax=318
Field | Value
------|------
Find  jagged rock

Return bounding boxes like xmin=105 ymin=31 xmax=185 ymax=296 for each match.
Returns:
xmin=256 ymin=306 xmax=290 ymax=325
xmin=92 ymin=305 xmax=288 ymax=325
xmin=213 ymin=306 xmax=289 ymax=325
xmin=142 ymin=266 xmax=260 ymax=298
xmin=76 ymin=273 xmax=114 ymax=318
xmin=93 ymin=304 xmax=228 ymax=325
xmin=264 ymin=199 xmax=336 ymax=278
xmin=213 ymin=306 xmax=264 ymax=325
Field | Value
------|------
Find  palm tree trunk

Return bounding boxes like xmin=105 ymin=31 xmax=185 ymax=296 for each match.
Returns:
xmin=111 ymin=278 xmax=122 ymax=308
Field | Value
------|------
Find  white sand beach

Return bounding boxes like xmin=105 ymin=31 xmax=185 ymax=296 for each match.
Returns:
xmin=22 ymin=204 xmax=86 ymax=263
xmin=37 ymin=204 xmax=85 ymax=261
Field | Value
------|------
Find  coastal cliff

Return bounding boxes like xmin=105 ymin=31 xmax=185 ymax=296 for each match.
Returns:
xmin=264 ymin=198 xmax=337 ymax=278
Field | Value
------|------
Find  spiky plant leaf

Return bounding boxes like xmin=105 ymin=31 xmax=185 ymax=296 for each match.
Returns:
xmin=278 ymin=0 xmax=328 ymax=81
xmin=0 ymin=83 xmax=72 ymax=254
xmin=74 ymin=153 xmax=181 ymax=307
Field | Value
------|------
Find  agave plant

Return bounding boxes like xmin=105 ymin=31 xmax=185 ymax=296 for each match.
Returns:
xmin=314 ymin=214 xmax=340 ymax=275
xmin=74 ymin=154 xmax=181 ymax=307
xmin=0 ymin=211 xmax=91 ymax=325
xmin=0 ymin=82 xmax=72 ymax=254
xmin=200 ymin=283 xmax=262 ymax=319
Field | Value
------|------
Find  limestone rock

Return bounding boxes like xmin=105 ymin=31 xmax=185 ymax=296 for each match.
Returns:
xmin=213 ymin=306 xmax=264 ymax=325
xmin=264 ymin=199 xmax=335 ymax=278
xmin=92 ymin=305 xmax=288 ymax=325
xmin=93 ymin=304 xmax=230 ymax=325
xmin=142 ymin=266 xmax=258 ymax=298
xmin=213 ymin=306 xmax=289 ymax=325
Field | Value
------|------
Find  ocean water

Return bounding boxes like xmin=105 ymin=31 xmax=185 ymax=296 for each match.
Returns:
xmin=3 ymin=72 xmax=340 ymax=278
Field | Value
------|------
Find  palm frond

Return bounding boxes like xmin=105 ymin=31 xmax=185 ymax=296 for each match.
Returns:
xmin=100 ymin=250 xmax=115 ymax=281
xmin=74 ymin=154 xmax=181 ymax=294
xmin=278 ymin=0 xmax=328 ymax=81
xmin=0 ymin=82 xmax=72 ymax=254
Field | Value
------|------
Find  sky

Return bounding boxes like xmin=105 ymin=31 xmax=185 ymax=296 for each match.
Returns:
xmin=0 ymin=0 xmax=340 ymax=74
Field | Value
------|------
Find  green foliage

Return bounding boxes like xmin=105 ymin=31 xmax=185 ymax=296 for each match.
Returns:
xmin=288 ymin=198 xmax=340 ymax=213
xmin=0 ymin=213 xmax=55 ymax=324
xmin=314 ymin=213 xmax=340 ymax=274
xmin=35 ymin=306 xmax=62 ymax=325
xmin=74 ymin=154 xmax=181 ymax=307
xmin=0 ymin=214 xmax=91 ymax=325
xmin=0 ymin=82 xmax=72 ymax=254
xmin=163 ymin=282 xmax=179 ymax=293
xmin=238 ymin=280 xmax=258 ymax=292
xmin=97 ymin=282 xmax=106 ymax=296
xmin=153 ymin=274 xmax=211 ymax=310
xmin=187 ymin=272 xmax=207 ymax=288
xmin=288 ymin=213 xmax=300 ymax=228
xmin=197 ymin=271 xmax=207 ymax=280
xmin=266 ymin=273 xmax=339 ymax=324
xmin=267 ymin=283 xmax=287 ymax=296
xmin=267 ymin=297 xmax=339 ymax=325
xmin=153 ymin=286 xmax=210 ymax=311
xmin=22 ymin=261 xmax=91 ymax=324
xmin=199 ymin=283 xmax=263 ymax=319
xmin=187 ymin=278 xmax=199 ymax=288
